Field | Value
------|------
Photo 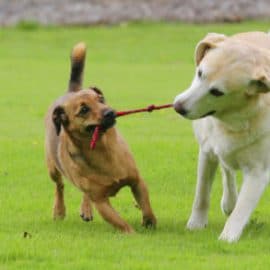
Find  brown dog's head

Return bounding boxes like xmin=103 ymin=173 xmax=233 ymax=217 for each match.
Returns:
xmin=53 ymin=87 xmax=116 ymax=138
xmin=52 ymin=43 xmax=116 ymax=139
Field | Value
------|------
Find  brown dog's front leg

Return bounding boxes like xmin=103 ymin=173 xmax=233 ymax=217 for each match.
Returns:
xmin=95 ymin=199 xmax=134 ymax=233
xmin=131 ymin=178 xmax=157 ymax=228
xmin=49 ymin=169 xmax=66 ymax=219
xmin=80 ymin=193 xmax=93 ymax=222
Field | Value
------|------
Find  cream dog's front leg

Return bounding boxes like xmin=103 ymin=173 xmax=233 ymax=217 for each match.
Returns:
xmin=187 ymin=149 xmax=218 ymax=230
xmin=219 ymin=168 xmax=269 ymax=243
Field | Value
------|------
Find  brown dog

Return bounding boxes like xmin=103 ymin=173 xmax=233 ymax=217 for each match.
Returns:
xmin=45 ymin=42 xmax=156 ymax=233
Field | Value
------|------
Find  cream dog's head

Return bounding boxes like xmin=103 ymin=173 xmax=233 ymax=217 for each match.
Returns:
xmin=174 ymin=33 xmax=270 ymax=120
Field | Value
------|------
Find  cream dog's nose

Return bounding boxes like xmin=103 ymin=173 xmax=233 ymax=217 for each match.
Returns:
xmin=173 ymin=101 xmax=188 ymax=116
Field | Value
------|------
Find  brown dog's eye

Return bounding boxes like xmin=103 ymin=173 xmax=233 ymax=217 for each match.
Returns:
xmin=198 ymin=69 xmax=202 ymax=78
xmin=78 ymin=105 xmax=90 ymax=116
xmin=99 ymin=96 xmax=105 ymax=104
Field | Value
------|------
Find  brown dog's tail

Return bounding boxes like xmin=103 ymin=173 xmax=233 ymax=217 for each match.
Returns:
xmin=68 ymin=42 xmax=87 ymax=92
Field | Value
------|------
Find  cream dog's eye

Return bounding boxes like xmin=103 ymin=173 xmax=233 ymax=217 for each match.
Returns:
xmin=209 ymin=88 xmax=224 ymax=97
xmin=79 ymin=105 xmax=90 ymax=116
xmin=198 ymin=69 xmax=202 ymax=78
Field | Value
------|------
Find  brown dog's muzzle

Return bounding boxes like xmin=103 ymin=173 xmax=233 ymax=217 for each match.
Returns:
xmin=85 ymin=124 xmax=96 ymax=134
xmin=100 ymin=109 xmax=116 ymax=131
xmin=85 ymin=109 xmax=116 ymax=134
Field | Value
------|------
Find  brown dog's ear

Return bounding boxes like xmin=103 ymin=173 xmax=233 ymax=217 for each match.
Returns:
xmin=90 ymin=86 xmax=106 ymax=103
xmin=52 ymin=106 xmax=69 ymax=135
xmin=195 ymin=33 xmax=227 ymax=66
xmin=246 ymin=69 xmax=270 ymax=96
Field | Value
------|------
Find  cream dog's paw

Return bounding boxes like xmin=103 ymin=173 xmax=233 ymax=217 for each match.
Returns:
xmin=186 ymin=211 xmax=208 ymax=230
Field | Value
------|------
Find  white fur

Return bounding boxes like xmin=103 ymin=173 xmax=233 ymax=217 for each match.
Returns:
xmin=174 ymin=31 xmax=270 ymax=242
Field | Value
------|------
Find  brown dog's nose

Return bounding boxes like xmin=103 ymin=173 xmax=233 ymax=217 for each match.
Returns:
xmin=103 ymin=109 xmax=116 ymax=120
xmin=101 ymin=109 xmax=116 ymax=130
xmin=174 ymin=102 xmax=188 ymax=116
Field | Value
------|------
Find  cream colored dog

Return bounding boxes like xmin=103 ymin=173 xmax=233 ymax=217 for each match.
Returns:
xmin=174 ymin=32 xmax=270 ymax=242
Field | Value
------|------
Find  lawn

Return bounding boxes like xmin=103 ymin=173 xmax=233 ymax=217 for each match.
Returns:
xmin=1 ymin=21 xmax=270 ymax=269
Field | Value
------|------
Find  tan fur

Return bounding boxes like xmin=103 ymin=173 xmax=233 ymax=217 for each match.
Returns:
xmin=45 ymin=43 xmax=156 ymax=233
xmin=71 ymin=42 xmax=87 ymax=62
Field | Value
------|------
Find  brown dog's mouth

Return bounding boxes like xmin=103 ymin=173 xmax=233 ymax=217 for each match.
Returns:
xmin=85 ymin=125 xmax=97 ymax=134
xmin=85 ymin=109 xmax=116 ymax=136
xmin=85 ymin=119 xmax=116 ymax=135
xmin=100 ymin=118 xmax=116 ymax=131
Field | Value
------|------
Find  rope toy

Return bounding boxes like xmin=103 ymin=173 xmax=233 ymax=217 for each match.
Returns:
xmin=90 ymin=103 xmax=173 ymax=149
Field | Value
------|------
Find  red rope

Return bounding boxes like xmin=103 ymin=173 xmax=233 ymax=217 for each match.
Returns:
xmin=116 ymin=103 xmax=173 ymax=117
xmin=90 ymin=103 xmax=173 ymax=149
xmin=90 ymin=124 xmax=100 ymax=149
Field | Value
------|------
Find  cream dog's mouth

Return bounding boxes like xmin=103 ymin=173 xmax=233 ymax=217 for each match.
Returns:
xmin=201 ymin=110 xmax=216 ymax=118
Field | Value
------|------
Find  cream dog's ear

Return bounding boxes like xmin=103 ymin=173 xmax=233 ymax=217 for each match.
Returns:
xmin=246 ymin=68 xmax=270 ymax=95
xmin=195 ymin=33 xmax=227 ymax=66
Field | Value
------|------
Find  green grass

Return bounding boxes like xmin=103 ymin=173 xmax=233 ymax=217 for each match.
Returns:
xmin=1 ymin=21 xmax=270 ymax=269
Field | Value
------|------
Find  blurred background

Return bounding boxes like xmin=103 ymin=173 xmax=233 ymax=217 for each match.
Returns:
xmin=1 ymin=0 xmax=270 ymax=26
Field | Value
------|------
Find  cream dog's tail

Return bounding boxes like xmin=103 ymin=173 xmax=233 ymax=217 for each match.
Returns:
xmin=68 ymin=42 xmax=87 ymax=92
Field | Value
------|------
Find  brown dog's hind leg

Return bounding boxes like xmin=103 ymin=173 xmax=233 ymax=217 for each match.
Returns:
xmin=95 ymin=199 xmax=134 ymax=233
xmin=131 ymin=178 xmax=157 ymax=228
xmin=49 ymin=168 xmax=66 ymax=219
xmin=80 ymin=193 xmax=93 ymax=222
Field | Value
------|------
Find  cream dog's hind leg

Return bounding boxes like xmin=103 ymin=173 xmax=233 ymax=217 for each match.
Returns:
xmin=220 ymin=166 xmax=238 ymax=216
xmin=219 ymin=168 xmax=269 ymax=242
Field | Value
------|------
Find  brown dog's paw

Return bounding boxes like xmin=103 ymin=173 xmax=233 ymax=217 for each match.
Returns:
xmin=80 ymin=204 xmax=93 ymax=222
xmin=142 ymin=215 xmax=157 ymax=228
xmin=53 ymin=205 xmax=66 ymax=220
xmin=80 ymin=213 xmax=93 ymax=222
xmin=80 ymin=194 xmax=93 ymax=222
xmin=121 ymin=225 xmax=135 ymax=234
